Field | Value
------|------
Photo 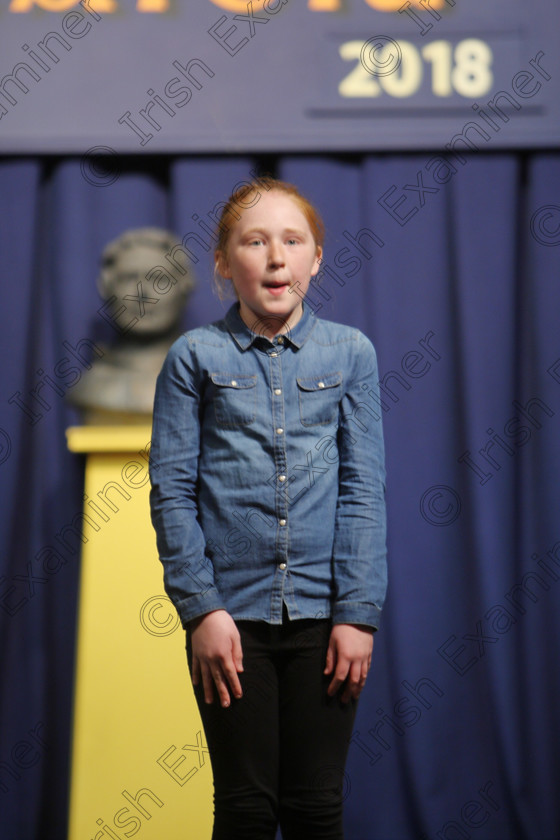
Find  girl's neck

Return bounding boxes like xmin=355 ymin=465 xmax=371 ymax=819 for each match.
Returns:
xmin=238 ymin=303 xmax=304 ymax=340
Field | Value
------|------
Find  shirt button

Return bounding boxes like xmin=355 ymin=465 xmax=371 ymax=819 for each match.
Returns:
xmin=231 ymin=379 xmax=237 ymax=386
xmin=270 ymin=352 xmax=278 ymax=357
xmin=318 ymin=381 xmax=325 ymax=389
xmin=278 ymin=475 xmax=287 ymax=482
xmin=274 ymin=388 xmax=282 ymax=395
xmin=278 ymin=562 xmax=287 ymax=570
xmin=276 ymin=428 xmax=284 ymax=435
xmin=279 ymin=519 xmax=286 ymax=526
xmin=277 ymin=336 xmax=284 ymax=344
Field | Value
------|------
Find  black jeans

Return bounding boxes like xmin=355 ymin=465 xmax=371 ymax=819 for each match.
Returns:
xmin=186 ymin=611 xmax=358 ymax=840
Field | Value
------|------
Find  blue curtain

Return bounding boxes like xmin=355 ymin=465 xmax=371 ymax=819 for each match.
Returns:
xmin=1 ymin=152 xmax=559 ymax=840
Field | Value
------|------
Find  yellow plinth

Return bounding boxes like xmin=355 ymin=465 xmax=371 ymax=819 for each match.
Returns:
xmin=66 ymin=426 xmax=212 ymax=840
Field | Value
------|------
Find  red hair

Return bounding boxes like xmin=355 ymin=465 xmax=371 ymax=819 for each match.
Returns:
xmin=213 ymin=176 xmax=324 ymax=299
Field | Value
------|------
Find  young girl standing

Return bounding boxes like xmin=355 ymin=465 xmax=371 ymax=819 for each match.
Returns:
xmin=149 ymin=178 xmax=387 ymax=840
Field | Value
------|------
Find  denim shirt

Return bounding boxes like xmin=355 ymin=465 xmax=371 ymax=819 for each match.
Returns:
xmin=149 ymin=302 xmax=387 ymax=630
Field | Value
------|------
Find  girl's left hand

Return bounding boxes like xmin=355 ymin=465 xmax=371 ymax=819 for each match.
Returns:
xmin=324 ymin=624 xmax=374 ymax=703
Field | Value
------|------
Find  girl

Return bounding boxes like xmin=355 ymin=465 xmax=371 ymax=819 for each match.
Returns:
xmin=149 ymin=177 xmax=387 ymax=840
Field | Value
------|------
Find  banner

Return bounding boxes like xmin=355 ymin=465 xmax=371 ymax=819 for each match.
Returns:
xmin=0 ymin=0 xmax=558 ymax=153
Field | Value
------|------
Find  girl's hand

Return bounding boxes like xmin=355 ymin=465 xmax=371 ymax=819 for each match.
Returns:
xmin=189 ymin=609 xmax=244 ymax=708
xmin=324 ymin=624 xmax=374 ymax=703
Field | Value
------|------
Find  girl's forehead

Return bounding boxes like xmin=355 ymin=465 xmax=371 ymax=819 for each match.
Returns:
xmin=234 ymin=190 xmax=310 ymax=230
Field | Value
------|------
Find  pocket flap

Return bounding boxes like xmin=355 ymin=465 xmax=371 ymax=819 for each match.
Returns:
xmin=296 ymin=372 xmax=342 ymax=392
xmin=210 ymin=373 xmax=257 ymax=389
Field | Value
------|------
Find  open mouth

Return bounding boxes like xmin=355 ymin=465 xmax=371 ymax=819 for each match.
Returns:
xmin=263 ymin=282 xmax=290 ymax=295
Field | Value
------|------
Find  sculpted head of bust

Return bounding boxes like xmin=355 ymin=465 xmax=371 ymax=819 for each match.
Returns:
xmin=98 ymin=227 xmax=195 ymax=339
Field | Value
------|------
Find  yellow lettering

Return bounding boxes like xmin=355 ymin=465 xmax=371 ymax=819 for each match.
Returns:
xmin=10 ymin=0 xmax=73 ymax=9
xmin=137 ymin=0 xmax=169 ymax=9
xmin=7 ymin=0 xmax=447 ymax=15
xmin=10 ymin=0 xmax=115 ymax=10
xmin=208 ymin=0 xmax=265 ymax=11
xmin=308 ymin=0 xmax=341 ymax=9
xmin=364 ymin=0 xmax=445 ymax=8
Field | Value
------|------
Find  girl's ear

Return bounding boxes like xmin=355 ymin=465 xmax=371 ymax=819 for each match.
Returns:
xmin=310 ymin=246 xmax=323 ymax=277
xmin=215 ymin=251 xmax=230 ymax=280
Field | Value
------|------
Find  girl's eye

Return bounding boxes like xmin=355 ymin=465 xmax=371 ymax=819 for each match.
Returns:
xmin=287 ymin=238 xmax=298 ymax=246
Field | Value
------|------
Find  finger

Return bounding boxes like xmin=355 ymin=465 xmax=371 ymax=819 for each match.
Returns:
xmin=327 ymin=675 xmax=341 ymax=697
xmin=338 ymin=661 xmax=360 ymax=703
xmin=324 ymin=641 xmax=335 ymax=675
xmin=348 ymin=661 xmax=367 ymax=701
xmin=213 ymin=670 xmax=232 ymax=709
xmin=232 ymin=633 xmax=244 ymax=673
xmin=200 ymin=662 xmax=215 ymax=705
xmin=328 ymin=662 xmax=350 ymax=697
xmin=222 ymin=661 xmax=243 ymax=700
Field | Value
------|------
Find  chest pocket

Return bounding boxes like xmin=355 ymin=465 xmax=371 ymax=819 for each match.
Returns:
xmin=210 ymin=373 xmax=257 ymax=427
xmin=296 ymin=372 xmax=342 ymax=427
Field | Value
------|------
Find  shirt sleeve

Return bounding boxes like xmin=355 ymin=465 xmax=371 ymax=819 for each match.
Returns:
xmin=331 ymin=331 xmax=388 ymax=630
xmin=149 ymin=337 xmax=226 ymax=627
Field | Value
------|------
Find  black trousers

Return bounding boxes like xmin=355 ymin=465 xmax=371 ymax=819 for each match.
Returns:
xmin=186 ymin=611 xmax=358 ymax=840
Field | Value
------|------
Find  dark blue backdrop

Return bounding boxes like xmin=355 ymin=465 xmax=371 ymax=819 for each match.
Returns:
xmin=1 ymin=152 xmax=559 ymax=839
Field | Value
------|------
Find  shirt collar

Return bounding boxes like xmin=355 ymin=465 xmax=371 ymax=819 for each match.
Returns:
xmin=224 ymin=301 xmax=316 ymax=351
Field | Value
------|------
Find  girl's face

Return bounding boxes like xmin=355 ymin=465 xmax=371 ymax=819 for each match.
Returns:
xmin=217 ymin=190 xmax=322 ymax=337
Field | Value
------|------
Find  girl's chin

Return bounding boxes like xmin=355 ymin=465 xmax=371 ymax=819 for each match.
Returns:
xmin=240 ymin=301 xmax=303 ymax=329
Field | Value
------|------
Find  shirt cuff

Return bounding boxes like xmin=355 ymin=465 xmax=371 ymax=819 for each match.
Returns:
xmin=174 ymin=588 xmax=227 ymax=628
xmin=331 ymin=600 xmax=382 ymax=631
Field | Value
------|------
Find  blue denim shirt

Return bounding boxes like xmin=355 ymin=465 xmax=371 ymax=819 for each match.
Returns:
xmin=149 ymin=302 xmax=387 ymax=630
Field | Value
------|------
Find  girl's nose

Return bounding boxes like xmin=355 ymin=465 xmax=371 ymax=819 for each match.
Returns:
xmin=268 ymin=240 xmax=285 ymax=266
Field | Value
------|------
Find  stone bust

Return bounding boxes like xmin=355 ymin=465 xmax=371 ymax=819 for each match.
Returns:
xmin=68 ymin=227 xmax=195 ymax=423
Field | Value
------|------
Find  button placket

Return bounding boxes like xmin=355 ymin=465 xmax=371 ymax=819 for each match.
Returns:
xmin=268 ymin=347 xmax=289 ymax=600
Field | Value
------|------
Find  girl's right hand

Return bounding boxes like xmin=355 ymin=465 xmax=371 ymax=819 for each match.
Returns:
xmin=189 ymin=609 xmax=244 ymax=708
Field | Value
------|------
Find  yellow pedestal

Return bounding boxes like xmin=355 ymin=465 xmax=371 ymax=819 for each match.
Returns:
xmin=66 ymin=426 xmax=212 ymax=840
